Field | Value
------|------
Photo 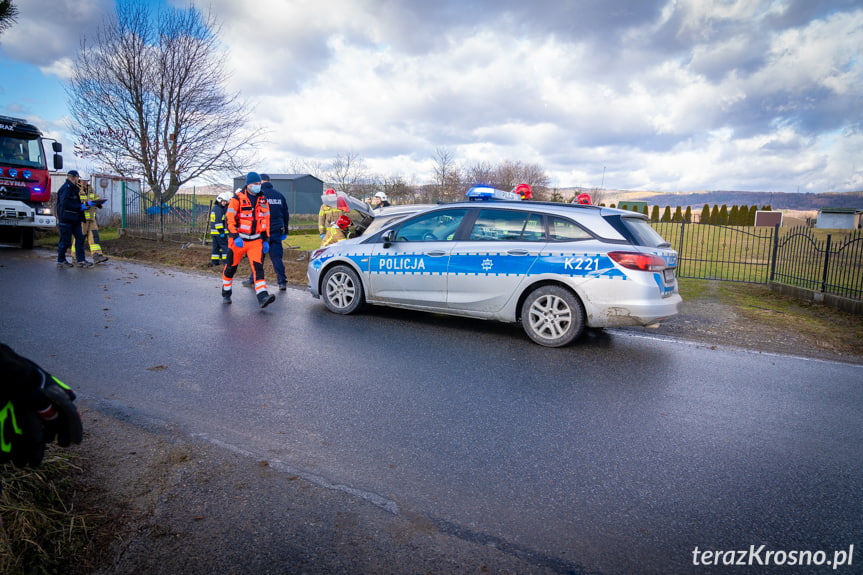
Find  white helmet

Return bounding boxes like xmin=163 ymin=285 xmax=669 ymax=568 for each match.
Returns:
xmin=374 ymin=191 xmax=388 ymax=201
xmin=217 ymin=192 xmax=233 ymax=202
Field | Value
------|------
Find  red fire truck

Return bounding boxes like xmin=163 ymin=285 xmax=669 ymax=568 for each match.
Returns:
xmin=0 ymin=115 xmax=63 ymax=248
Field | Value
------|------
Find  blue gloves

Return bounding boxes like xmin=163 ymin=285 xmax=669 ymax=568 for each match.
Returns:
xmin=281 ymin=234 xmax=288 ymax=242
xmin=234 ymin=237 xmax=244 ymax=248
xmin=320 ymin=233 xmax=326 ymax=240
xmin=263 ymin=241 xmax=270 ymax=254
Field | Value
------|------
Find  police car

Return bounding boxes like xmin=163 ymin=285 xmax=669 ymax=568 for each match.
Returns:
xmin=307 ymin=187 xmax=681 ymax=347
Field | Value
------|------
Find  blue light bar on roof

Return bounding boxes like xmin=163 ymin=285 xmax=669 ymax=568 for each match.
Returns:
xmin=466 ymin=185 xmax=522 ymax=201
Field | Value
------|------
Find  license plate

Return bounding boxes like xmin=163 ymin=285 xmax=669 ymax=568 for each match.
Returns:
xmin=663 ymin=268 xmax=675 ymax=283
xmin=0 ymin=218 xmax=19 ymax=227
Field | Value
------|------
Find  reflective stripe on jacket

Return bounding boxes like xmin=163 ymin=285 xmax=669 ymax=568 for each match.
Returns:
xmin=210 ymin=202 xmax=227 ymax=236
xmin=318 ymin=205 xmax=341 ymax=235
xmin=227 ymin=191 xmax=270 ymax=240
xmin=80 ymin=187 xmax=101 ymax=222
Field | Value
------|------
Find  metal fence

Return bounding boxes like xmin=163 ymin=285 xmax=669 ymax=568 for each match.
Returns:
xmin=120 ymin=190 xmax=211 ymax=241
xmin=653 ymin=222 xmax=863 ymax=302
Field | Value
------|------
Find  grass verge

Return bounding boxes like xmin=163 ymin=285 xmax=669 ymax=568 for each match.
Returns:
xmin=0 ymin=453 xmax=99 ymax=575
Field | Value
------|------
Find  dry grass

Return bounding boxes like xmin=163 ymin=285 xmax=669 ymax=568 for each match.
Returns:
xmin=0 ymin=453 xmax=97 ymax=575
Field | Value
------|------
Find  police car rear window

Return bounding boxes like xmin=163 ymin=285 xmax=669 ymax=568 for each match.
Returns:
xmin=548 ymin=216 xmax=592 ymax=242
xmin=605 ymin=215 xmax=671 ymax=248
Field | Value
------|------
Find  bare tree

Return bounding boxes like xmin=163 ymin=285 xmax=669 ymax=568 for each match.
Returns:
xmin=67 ymin=1 xmax=259 ymax=203
xmin=491 ymin=160 xmax=550 ymax=198
xmin=0 ymin=0 xmax=17 ymax=37
xmin=432 ymin=147 xmax=462 ymax=201
xmin=323 ymin=151 xmax=367 ymax=195
xmin=282 ymin=158 xmax=326 ymax=179
xmin=378 ymin=174 xmax=414 ymax=204
xmin=463 ymin=160 xmax=495 ymax=187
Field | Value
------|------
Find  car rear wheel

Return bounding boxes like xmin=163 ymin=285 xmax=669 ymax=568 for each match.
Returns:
xmin=521 ymin=285 xmax=585 ymax=347
xmin=322 ymin=265 xmax=364 ymax=314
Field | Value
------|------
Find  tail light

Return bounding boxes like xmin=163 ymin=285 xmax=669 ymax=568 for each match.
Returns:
xmin=608 ymin=251 xmax=667 ymax=271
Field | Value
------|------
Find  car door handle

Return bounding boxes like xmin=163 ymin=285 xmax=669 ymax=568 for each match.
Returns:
xmin=425 ymin=250 xmax=448 ymax=257
xmin=507 ymin=249 xmax=530 ymax=256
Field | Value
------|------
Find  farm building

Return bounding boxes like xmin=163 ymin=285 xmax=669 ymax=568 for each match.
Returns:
xmin=232 ymin=173 xmax=324 ymax=215
xmin=816 ymin=208 xmax=863 ymax=229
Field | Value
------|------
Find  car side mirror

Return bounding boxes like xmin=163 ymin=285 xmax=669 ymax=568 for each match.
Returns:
xmin=382 ymin=229 xmax=395 ymax=248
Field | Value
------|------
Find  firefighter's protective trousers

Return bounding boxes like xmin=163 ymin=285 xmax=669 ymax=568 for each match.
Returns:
xmin=222 ymin=238 xmax=268 ymax=296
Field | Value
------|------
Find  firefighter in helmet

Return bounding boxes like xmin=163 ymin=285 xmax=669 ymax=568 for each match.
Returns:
xmin=321 ymin=214 xmax=353 ymax=247
xmin=514 ymin=183 xmax=533 ymax=200
xmin=209 ymin=191 xmax=233 ymax=266
xmin=318 ymin=189 xmax=342 ymax=242
xmin=72 ymin=179 xmax=109 ymax=264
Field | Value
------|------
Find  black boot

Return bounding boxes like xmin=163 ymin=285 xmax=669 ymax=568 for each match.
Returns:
xmin=222 ymin=289 xmax=232 ymax=304
xmin=257 ymin=291 xmax=275 ymax=309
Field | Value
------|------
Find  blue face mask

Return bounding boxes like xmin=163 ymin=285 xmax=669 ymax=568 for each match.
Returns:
xmin=249 ymin=184 xmax=262 ymax=194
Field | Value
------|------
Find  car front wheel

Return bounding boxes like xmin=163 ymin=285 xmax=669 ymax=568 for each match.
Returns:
xmin=322 ymin=265 xmax=364 ymax=314
xmin=521 ymin=285 xmax=585 ymax=347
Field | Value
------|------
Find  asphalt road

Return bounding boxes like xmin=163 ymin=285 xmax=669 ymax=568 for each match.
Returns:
xmin=2 ymin=248 xmax=862 ymax=574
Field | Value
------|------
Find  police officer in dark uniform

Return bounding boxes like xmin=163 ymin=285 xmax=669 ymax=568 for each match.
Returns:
xmin=242 ymin=174 xmax=290 ymax=290
xmin=55 ymin=170 xmax=93 ymax=268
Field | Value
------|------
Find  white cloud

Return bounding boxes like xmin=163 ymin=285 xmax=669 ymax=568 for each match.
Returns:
xmin=1 ymin=0 xmax=860 ymax=192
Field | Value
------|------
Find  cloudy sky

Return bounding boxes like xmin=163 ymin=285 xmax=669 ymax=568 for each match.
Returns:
xmin=1 ymin=0 xmax=861 ymax=193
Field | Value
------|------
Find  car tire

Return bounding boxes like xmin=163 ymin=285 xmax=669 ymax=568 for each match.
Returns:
xmin=322 ymin=265 xmax=364 ymax=314
xmin=521 ymin=285 xmax=585 ymax=347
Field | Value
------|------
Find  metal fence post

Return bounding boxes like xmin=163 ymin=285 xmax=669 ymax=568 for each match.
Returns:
xmin=821 ymin=234 xmax=832 ymax=293
xmin=769 ymin=223 xmax=779 ymax=282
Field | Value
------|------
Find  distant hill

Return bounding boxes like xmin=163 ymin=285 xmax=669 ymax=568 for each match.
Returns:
xmin=591 ymin=190 xmax=863 ymax=210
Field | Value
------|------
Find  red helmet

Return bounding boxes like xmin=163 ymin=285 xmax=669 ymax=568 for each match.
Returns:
xmin=336 ymin=214 xmax=352 ymax=230
xmin=576 ymin=193 xmax=592 ymax=205
xmin=514 ymin=183 xmax=533 ymax=200
xmin=325 ymin=188 xmax=336 ymax=195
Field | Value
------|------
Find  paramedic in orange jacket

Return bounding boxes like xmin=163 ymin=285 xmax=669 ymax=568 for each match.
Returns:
xmin=221 ymin=172 xmax=276 ymax=308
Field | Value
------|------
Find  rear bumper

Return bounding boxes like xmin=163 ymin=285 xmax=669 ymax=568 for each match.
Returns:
xmin=586 ymin=293 xmax=683 ymax=327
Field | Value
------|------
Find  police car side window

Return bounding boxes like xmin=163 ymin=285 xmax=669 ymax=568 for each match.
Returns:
xmin=394 ymin=209 xmax=467 ymax=242
xmin=469 ymin=209 xmax=527 ymax=241
xmin=549 ymin=216 xmax=592 ymax=241
xmin=523 ymin=214 xmax=546 ymax=242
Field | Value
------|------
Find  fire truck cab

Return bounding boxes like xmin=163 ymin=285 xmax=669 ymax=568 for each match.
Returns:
xmin=0 ymin=115 xmax=63 ymax=248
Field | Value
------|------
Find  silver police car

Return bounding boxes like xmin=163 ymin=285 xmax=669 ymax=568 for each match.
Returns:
xmin=307 ymin=191 xmax=681 ymax=347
